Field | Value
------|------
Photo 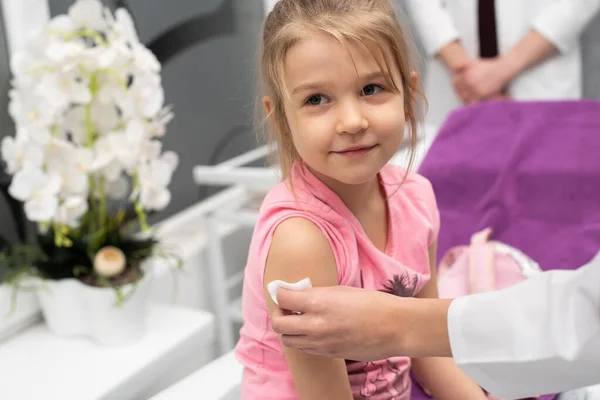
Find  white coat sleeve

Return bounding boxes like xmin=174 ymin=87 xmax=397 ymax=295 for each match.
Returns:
xmin=531 ymin=0 xmax=600 ymax=53
xmin=447 ymin=251 xmax=600 ymax=399
xmin=403 ymin=0 xmax=460 ymax=56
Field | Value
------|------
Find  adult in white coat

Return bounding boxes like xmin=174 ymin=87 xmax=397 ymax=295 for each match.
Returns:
xmin=271 ymin=251 xmax=600 ymax=399
xmin=403 ymin=0 xmax=600 ymax=126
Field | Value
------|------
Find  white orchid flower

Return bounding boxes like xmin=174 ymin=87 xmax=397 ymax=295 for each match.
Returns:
xmin=117 ymin=72 xmax=164 ymax=119
xmin=44 ymin=137 xmax=76 ymax=173
xmin=147 ymin=106 xmax=174 ymax=138
xmin=160 ymin=151 xmax=179 ymax=174
xmin=9 ymin=51 xmax=46 ymax=88
xmin=44 ymin=40 xmax=86 ymax=65
xmin=76 ymin=45 xmax=119 ymax=72
xmin=47 ymin=14 xmax=76 ymax=35
xmin=91 ymin=99 xmax=120 ymax=135
xmin=47 ymin=148 xmax=92 ymax=196
xmin=43 ymin=138 xmax=90 ymax=197
xmin=136 ymin=179 xmax=171 ymax=212
xmin=123 ymin=121 xmax=172 ymax=166
xmin=113 ymin=8 xmax=139 ymax=45
xmin=9 ymin=167 xmax=61 ymax=222
xmin=35 ymin=67 xmax=91 ymax=109
xmin=111 ymin=9 xmax=160 ymax=73
xmin=1 ymin=129 xmax=45 ymax=174
xmin=93 ymin=120 xmax=151 ymax=174
xmin=62 ymin=106 xmax=87 ymax=144
xmin=140 ymin=151 xmax=178 ymax=188
xmin=28 ymin=127 xmax=52 ymax=145
xmin=91 ymin=132 xmax=121 ymax=169
xmin=139 ymin=139 xmax=162 ymax=162
xmin=91 ymin=132 xmax=131 ymax=180
xmin=68 ymin=0 xmax=108 ymax=33
xmin=59 ymin=147 xmax=93 ymax=196
xmin=93 ymin=72 xmax=131 ymax=131
xmin=122 ymin=118 xmax=145 ymax=154
xmin=55 ymin=196 xmax=89 ymax=228
xmin=3 ymin=0 xmax=176 ymax=230
xmin=8 ymin=89 xmax=57 ymax=130
xmin=133 ymin=44 xmax=161 ymax=74
xmin=134 ymin=151 xmax=178 ymax=211
xmin=96 ymin=75 xmax=126 ymax=106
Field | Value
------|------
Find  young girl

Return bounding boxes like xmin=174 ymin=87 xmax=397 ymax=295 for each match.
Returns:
xmin=234 ymin=1 xmax=488 ymax=399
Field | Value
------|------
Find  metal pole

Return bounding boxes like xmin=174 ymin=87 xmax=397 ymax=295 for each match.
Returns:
xmin=205 ymin=216 xmax=235 ymax=354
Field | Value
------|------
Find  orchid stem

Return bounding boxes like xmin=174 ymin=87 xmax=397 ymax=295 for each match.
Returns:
xmin=99 ymin=176 xmax=107 ymax=232
xmin=131 ymin=172 xmax=149 ymax=231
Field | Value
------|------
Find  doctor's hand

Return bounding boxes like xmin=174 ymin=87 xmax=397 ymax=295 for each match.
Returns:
xmin=271 ymin=286 xmax=454 ymax=361
xmin=271 ymin=286 xmax=400 ymax=361
xmin=453 ymin=58 xmax=511 ymax=104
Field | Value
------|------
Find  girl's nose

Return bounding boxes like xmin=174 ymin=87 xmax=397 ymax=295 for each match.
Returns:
xmin=336 ymin=99 xmax=369 ymax=135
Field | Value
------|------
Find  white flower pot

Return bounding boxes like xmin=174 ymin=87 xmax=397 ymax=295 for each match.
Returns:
xmin=36 ymin=274 xmax=151 ymax=346
xmin=0 ymin=284 xmax=40 ymax=343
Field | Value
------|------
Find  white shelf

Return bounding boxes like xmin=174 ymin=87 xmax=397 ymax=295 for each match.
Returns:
xmin=0 ymin=302 xmax=216 ymax=400
xmin=151 ymin=350 xmax=243 ymax=400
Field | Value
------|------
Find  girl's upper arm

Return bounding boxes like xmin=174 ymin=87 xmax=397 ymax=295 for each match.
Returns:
xmin=263 ymin=217 xmax=353 ymax=400
xmin=416 ymin=241 xmax=439 ymax=299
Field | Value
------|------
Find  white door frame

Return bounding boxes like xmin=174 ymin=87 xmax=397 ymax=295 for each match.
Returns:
xmin=0 ymin=0 xmax=50 ymax=342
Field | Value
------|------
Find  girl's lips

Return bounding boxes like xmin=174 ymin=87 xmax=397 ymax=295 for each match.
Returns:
xmin=334 ymin=144 xmax=378 ymax=157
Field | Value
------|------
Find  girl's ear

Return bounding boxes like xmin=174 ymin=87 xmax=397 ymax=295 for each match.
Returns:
xmin=405 ymin=71 xmax=420 ymax=120
xmin=263 ymin=96 xmax=273 ymax=116
xmin=409 ymin=71 xmax=419 ymax=94
xmin=263 ymin=96 xmax=280 ymax=131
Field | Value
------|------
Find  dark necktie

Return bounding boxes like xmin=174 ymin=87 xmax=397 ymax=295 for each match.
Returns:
xmin=478 ymin=0 xmax=499 ymax=58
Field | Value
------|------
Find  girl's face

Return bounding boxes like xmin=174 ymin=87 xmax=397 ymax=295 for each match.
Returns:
xmin=270 ymin=33 xmax=408 ymax=186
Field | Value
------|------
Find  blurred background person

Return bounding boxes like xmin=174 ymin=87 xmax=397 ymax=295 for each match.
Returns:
xmin=403 ymin=0 xmax=600 ymax=126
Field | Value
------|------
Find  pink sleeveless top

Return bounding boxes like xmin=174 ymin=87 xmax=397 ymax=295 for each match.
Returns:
xmin=234 ymin=162 xmax=440 ymax=400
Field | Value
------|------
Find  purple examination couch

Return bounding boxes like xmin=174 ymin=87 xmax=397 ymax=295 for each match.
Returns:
xmin=411 ymin=100 xmax=600 ymax=400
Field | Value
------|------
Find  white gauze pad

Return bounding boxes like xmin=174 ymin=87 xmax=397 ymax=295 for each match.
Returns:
xmin=267 ymin=278 xmax=312 ymax=314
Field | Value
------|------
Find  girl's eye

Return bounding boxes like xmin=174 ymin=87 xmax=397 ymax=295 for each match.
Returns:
xmin=306 ymin=95 xmax=327 ymax=105
xmin=362 ymin=84 xmax=383 ymax=96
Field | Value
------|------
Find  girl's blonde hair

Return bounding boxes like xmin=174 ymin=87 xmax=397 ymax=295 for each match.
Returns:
xmin=258 ymin=0 xmax=426 ymax=179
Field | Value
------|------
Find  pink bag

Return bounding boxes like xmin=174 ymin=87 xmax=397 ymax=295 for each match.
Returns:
xmin=434 ymin=228 xmax=545 ymax=400
xmin=437 ymin=227 xmax=541 ymax=299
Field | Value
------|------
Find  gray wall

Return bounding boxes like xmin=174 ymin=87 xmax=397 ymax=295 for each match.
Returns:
xmin=582 ymin=13 xmax=600 ymax=99
xmin=0 ymin=1 xmax=599 ymax=244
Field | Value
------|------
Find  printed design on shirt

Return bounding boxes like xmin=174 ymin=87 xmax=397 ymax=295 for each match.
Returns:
xmin=347 ymin=359 xmax=410 ymax=399
xmin=380 ymin=274 xmax=419 ymax=298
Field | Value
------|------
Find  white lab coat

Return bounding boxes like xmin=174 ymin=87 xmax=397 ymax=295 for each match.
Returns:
xmin=448 ymin=250 xmax=600 ymax=399
xmin=403 ymin=0 xmax=600 ymax=126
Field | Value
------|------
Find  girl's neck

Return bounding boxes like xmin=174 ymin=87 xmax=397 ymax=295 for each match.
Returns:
xmin=310 ymin=167 xmax=384 ymax=217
